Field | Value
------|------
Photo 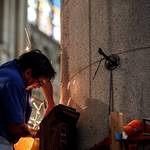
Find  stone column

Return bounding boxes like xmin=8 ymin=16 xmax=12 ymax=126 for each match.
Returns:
xmin=15 ymin=0 xmax=28 ymax=56
xmin=2 ymin=0 xmax=27 ymax=59
xmin=61 ymin=0 xmax=150 ymax=149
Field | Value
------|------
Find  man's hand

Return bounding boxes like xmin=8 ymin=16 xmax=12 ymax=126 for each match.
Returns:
xmin=41 ymin=81 xmax=55 ymax=117
xmin=28 ymin=127 xmax=38 ymax=138
xmin=7 ymin=123 xmax=37 ymax=137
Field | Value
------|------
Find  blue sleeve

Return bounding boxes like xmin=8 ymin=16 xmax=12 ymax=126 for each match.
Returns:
xmin=1 ymin=81 xmax=25 ymax=124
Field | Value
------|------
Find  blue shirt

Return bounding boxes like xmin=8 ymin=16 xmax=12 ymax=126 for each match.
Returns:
xmin=0 ymin=59 xmax=32 ymax=143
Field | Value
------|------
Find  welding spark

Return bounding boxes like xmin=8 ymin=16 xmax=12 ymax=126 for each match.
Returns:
xmin=67 ymin=82 xmax=71 ymax=90
xmin=25 ymin=26 xmax=32 ymax=51
xmin=67 ymin=97 xmax=72 ymax=106
xmin=73 ymin=80 xmax=76 ymax=85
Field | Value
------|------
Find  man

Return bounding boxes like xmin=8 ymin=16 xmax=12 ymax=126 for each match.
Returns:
xmin=0 ymin=49 xmax=56 ymax=149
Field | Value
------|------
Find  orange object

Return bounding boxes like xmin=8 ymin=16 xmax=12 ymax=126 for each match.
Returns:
xmin=14 ymin=137 xmax=34 ymax=150
xmin=14 ymin=137 xmax=39 ymax=150
xmin=31 ymin=138 xmax=40 ymax=150
xmin=123 ymin=120 xmax=143 ymax=136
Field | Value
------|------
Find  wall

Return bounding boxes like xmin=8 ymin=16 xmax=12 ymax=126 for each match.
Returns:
xmin=61 ymin=0 xmax=150 ymax=149
xmin=0 ymin=0 xmax=27 ymax=63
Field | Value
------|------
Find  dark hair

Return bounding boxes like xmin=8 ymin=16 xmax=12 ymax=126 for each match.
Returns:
xmin=17 ymin=49 xmax=56 ymax=80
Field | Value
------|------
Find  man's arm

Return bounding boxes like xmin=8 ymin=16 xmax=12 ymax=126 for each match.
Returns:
xmin=41 ymin=81 xmax=55 ymax=116
xmin=1 ymin=81 xmax=36 ymax=137
xmin=7 ymin=123 xmax=36 ymax=137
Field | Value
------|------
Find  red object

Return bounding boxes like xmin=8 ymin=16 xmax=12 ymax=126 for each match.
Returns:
xmin=89 ymin=119 xmax=150 ymax=150
xmin=123 ymin=120 xmax=143 ymax=136
xmin=123 ymin=119 xmax=150 ymax=150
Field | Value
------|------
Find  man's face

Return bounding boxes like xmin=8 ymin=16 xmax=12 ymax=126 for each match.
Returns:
xmin=23 ymin=69 xmax=50 ymax=90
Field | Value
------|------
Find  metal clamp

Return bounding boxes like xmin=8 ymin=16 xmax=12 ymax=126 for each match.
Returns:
xmin=98 ymin=48 xmax=120 ymax=70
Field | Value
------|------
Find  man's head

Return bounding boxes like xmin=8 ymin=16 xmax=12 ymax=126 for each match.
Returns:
xmin=17 ymin=49 xmax=56 ymax=89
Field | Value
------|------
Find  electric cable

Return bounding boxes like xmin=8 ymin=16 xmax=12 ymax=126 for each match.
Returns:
xmin=109 ymin=70 xmax=114 ymax=115
xmin=65 ymin=45 xmax=150 ymax=83
xmin=92 ymin=58 xmax=105 ymax=80
xmin=114 ymin=46 xmax=150 ymax=55
xmin=67 ymin=58 xmax=105 ymax=82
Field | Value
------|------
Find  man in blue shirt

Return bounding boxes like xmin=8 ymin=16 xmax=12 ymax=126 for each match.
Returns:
xmin=0 ymin=49 xmax=56 ymax=149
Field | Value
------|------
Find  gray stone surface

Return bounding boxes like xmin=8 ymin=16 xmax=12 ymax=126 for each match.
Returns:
xmin=61 ymin=0 xmax=150 ymax=149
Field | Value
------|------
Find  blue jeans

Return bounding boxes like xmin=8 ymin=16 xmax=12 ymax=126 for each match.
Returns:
xmin=0 ymin=136 xmax=13 ymax=150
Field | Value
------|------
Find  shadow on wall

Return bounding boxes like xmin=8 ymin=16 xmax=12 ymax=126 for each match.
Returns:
xmin=76 ymin=98 xmax=109 ymax=150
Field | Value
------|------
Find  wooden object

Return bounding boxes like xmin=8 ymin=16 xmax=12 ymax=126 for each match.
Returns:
xmin=31 ymin=138 xmax=40 ymax=150
xmin=39 ymin=104 xmax=80 ymax=150
xmin=109 ymin=112 xmax=124 ymax=150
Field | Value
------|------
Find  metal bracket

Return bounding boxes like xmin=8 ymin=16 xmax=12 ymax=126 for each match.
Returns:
xmin=98 ymin=48 xmax=120 ymax=71
xmin=104 ymin=54 xmax=120 ymax=70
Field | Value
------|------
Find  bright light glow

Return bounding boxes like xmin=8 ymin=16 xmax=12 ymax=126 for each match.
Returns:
xmin=53 ymin=26 xmax=61 ymax=42
xmin=28 ymin=0 xmax=38 ymax=7
xmin=30 ymin=97 xmax=35 ymax=102
xmin=25 ymin=27 xmax=32 ymax=49
xmin=38 ymin=103 xmax=44 ymax=110
xmin=36 ymin=110 xmax=40 ymax=115
xmin=33 ymin=102 xmax=39 ymax=110
xmin=27 ymin=0 xmax=61 ymax=42
xmin=38 ymin=0 xmax=52 ymax=36
xmin=27 ymin=7 xmax=37 ymax=23
xmin=27 ymin=0 xmax=37 ymax=24
xmin=25 ymin=46 xmax=30 ymax=52
xmin=28 ymin=120 xmax=32 ymax=124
